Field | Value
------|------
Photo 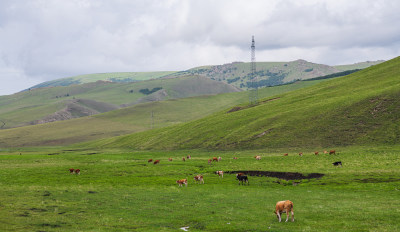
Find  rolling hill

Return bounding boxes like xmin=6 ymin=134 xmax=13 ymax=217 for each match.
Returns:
xmin=91 ymin=57 xmax=400 ymax=150
xmin=0 ymin=80 xmax=323 ymax=147
xmin=0 ymin=75 xmax=239 ymax=129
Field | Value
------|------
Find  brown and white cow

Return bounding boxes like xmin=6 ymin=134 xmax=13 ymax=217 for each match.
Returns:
xmin=194 ymin=175 xmax=204 ymax=184
xmin=176 ymin=179 xmax=188 ymax=187
xmin=216 ymin=171 xmax=224 ymax=178
xmin=69 ymin=168 xmax=75 ymax=174
xmin=74 ymin=169 xmax=80 ymax=175
xmin=168 ymin=158 xmax=173 ymax=161
xmin=298 ymin=152 xmax=303 ymax=157
xmin=324 ymin=150 xmax=328 ymax=154
xmin=218 ymin=157 xmax=222 ymax=161
xmin=274 ymin=200 xmax=294 ymax=222
xmin=255 ymin=155 xmax=261 ymax=160
xmin=153 ymin=160 xmax=160 ymax=164
xmin=148 ymin=159 xmax=153 ymax=163
xmin=187 ymin=155 xmax=191 ymax=159
xmin=329 ymin=150 xmax=336 ymax=155
xmin=208 ymin=159 xmax=212 ymax=165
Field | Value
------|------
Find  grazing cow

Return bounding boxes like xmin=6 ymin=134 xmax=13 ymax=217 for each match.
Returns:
xmin=212 ymin=157 xmax=219 ymax=162
xmin=176 ymin=179 xmax=188 ymax=187
xmin=298 ymin=152 xmax=303 ymax=157
xmin=236 ymin=175 xmax=249 ymax=185
xmin=324 ymin=150 xmax=328 ymax=154
xmin=153 ymin=160 xmax=160 ymax=165
xmin=168 ymin=158 xmax=172 ymax=161
xmin=314 ymin=151 xmax=319 ymax=155
xmin=194 ymin=175 xmax=204 ymax=184
xmin=182 ymin=157 xmax=186 ymax=162
xmin=329 ymin=150 xmax=336 ymax=155
xmin=75 ymin=169 xmax=80 ymax=175
xmin=275 ymin=200 xmax=294 ymax=222
xmin=69 ymin=168 xmax=75 ymax=174
xmin=216 ymin=171 xmax=224 ymax=178
xmin=187 ymin=155 xmax=191 ymax=159
xmin=148 ymin=159 xmax=153 ymax=163
xmin=208 ymin=159 xmax=212 ymax=165
xmin=255 ymin=155 xmax=261 ymax=160
xmin=332 ymin=161 xmax=342 ymax=167
xmin=284 ymin=153 xmax=288 ymax=156
xmin=218 ymin=157 xmax=222 ymax=161
xmin=233 ymin=157 xmax=238 ymax=160
xmin=236 ymin=172 xmax=245 ymax=177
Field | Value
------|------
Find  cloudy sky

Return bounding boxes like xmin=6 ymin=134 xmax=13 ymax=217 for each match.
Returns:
xmin=1 ymin=0 xmax=400 ymax=95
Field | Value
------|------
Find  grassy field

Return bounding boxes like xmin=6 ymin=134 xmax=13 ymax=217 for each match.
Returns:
xmin=0 ymin=146 xmax=399 ymax=231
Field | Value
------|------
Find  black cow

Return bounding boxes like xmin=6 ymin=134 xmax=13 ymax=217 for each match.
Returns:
xmin=332 ymin=161 xmax=342 ymax=167
xmin=236 ymin=175 xmax=249 ymax=185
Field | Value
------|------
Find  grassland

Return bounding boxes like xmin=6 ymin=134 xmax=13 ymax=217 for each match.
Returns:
xmin=0 ymin=146 xmax=399 ymax=231
xmin=96 ymin=57 xmax=400 ymax=150
xmin=0 ymin=80 xmax=322 ymax=147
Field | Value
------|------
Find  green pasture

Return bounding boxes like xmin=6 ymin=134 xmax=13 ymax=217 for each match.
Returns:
xmin=0 ymin=146 xmax=399 ymax=231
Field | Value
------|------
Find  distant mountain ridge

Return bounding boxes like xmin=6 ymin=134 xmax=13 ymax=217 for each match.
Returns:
xmin=27 ymin=60 xmax=384 ymax=90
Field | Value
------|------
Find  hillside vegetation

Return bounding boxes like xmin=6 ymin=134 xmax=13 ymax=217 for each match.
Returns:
xmin=0 ymin=75 xmax=238 ymax=129
xmin=0 ymin=81 xmax=322 ymax=147
xmin=93 ymin=57 xmax=400 ymax=150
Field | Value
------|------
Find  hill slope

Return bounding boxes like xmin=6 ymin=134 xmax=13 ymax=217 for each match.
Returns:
xmin=93 ymin=57 xmax=400 ymax=150
xmin=0 ymin=75 xmax=239 ymax=129
xmin=0 ymin=80 xmax=322 ymax=147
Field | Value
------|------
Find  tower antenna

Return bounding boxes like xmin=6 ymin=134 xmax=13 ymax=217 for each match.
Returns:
xmin=249 ymin=35 xmax=258 ymax=105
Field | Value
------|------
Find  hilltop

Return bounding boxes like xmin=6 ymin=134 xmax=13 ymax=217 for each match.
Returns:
xmin=92 ymin=57 xmax=400 ymax=150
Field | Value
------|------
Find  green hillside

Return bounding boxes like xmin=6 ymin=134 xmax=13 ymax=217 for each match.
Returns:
xmin=166 ymin=59 xmax=383 ymax=89
xmin=0 ymin=75 xmax=238 ymax=129
xmin=0 ymin=80 xmax=322 ymax=147
xmin=28 ymin=71 xmax=177 ymax=89
xmin=93 ymin=57 xmax=400 ymax=150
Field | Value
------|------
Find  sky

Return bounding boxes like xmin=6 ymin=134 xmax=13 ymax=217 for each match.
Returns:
xmin=1 ymin=0 xmax=400 ymax=95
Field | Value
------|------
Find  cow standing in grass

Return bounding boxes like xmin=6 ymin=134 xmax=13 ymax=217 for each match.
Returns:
xmin=216 ymin=171 xmax=224 ymax=178
xmin=194 ymin=175 xmax=204 ymax=184
xmin=275 ymin=200 xmax=294 ymax=222
xmin=176 ymin=179 xmax=188 ymax=187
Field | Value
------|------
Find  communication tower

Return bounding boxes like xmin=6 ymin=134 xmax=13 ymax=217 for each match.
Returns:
xmin=249 ymin=35 xmax=258 ymax=105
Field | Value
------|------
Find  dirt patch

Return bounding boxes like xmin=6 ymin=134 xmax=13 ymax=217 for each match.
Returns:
xmin=227 ymin=106 xmax=243 ymax=113
xmin=227 ymin=170 xmax=324 ymax=180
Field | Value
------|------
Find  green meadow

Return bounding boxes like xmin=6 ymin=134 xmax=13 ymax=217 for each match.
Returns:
xmin=0 ymin=146 xmax=399 ymax=231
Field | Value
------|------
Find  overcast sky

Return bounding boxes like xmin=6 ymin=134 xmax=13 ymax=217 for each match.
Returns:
xmin=1 ymin=0 xmax=399 ymax=95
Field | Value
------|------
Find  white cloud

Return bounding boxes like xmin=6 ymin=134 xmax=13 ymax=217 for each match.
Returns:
xmin=0 ymin=0 xmax=399 ymax=95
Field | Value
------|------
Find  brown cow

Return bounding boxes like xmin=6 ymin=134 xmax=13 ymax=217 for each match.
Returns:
xmin=298 ymin=152 xmax=303 ymax=157
xmin=314 ymin=151 xmax=319 ymax=155
xmin=153 ymin=160 xmax=160 ymax=164
xmin=168 ymin=158 xmax=172 ymax=161
xmin=75 ymin=169 xmax=80 ymax=175
xmin=283 ymin=153 xmax=288 ymax=156
xmin=148 ymin=159 xmax=153 ymax=163
xmin=176 ymin=179 xmax=188 ymax=187
xmin=275 ymin=200 xmax=294 ymax=222
xmin=182 ymin=157 xmax=186 ymax=162
xmin=233 ymin=157 xmax=238 ymax=160
xmin=194 ymin=175 xmax=204 ymax=184
xmin=255 ymin=155 xmax=261 ymax=160
xmin=216 ymin=171 xmax=224 ymax=178
xmin=69 ymin=168 xmax=75 ymax=174
xmin=212 ymin=157 xmax=219 ymax=162
xmin=329 ymin=150 xmax=336 ymax=155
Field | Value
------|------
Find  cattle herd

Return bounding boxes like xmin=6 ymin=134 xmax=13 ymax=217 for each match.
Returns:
xmin=67 ymin=149 xmax=341 ymax=222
